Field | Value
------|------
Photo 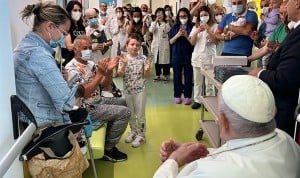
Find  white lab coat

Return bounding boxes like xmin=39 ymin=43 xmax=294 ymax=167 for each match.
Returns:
xmin=149 ymin=21 xmax=170 ymax=64
xmin=109 ymin=18 xmax=128 ymax=59
xmin=153 ymin=129 xmax=300 ymax=178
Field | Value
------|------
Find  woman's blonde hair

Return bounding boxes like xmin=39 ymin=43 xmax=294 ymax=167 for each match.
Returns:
xmin=21 ymin=2 xmax=70 ymax=31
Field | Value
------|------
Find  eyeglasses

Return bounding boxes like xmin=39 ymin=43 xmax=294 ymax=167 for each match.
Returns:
xmin=56 ymin=26 xmax=69 ymax=36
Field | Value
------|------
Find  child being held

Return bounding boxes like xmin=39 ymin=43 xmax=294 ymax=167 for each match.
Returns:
xmin=264 ymin=0 xmax=282 ymax=38
xmin=222 ymin=18 xmax=246 ymax=37
xmin=117 ymin=33 xmax=151 ymax=148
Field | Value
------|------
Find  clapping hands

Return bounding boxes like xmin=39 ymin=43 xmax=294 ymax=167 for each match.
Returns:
xmin=159 ymin=139 xmax=209 ymax=167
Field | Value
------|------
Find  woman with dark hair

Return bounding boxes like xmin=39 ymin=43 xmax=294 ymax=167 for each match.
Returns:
xmin=62 ymin=0 xmax=86 ymax=66
xmin=164 ymin=5 xmax=175 ymax=27
xmin=149 ymin=8 xmax=171 ymax=82
xmin=169 ymin=7 xmax=194 ymax=104
xmin=189 ymin=6 xmax=218 ymax=109
xmin=126 ymin=7 xmax=147 ymax=40
xmin=110 ymin=7 xmax=128 ymax=59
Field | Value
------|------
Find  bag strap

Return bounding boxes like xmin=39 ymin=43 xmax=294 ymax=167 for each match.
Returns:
xmin=20 ymin=121 xmax=87 ymax=161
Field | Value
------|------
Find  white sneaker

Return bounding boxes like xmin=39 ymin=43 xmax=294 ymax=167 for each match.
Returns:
xmin=125 ymin=131 xmax=137 ymax=143
xmin=131 ymin=135 xmax=146 ymax=148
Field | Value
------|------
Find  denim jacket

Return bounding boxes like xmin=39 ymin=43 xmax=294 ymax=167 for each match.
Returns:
xmin=13 ymin=32 xmax=78 ymax=127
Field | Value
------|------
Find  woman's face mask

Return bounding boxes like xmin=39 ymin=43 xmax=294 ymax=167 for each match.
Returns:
xmin=200 ymin=15 xmax=210 ymax=24
xmin=215 ymin=15 xmax=223 ymax=23
xmin=71 ymin=11 xmax=82 ymax=21
xmin=48 ymin=26 xmax=66 ymax=48
xmin=133 ymin=17 xmax=140 ymax=23
xmin=179 ymin=18 xmax=188 ymax=25
xmin=116 ymin=12 xmax=123 ymax=18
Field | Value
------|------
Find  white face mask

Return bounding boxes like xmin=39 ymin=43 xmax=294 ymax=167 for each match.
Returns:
xmin=165 ymin=11 xmax=170 ymax=16
xmin=133 ymin=17 xmax=140 ymax=23
xmin=71 ymin=11 xmax=82 ymax=21
xmin=142 ymin=11 xmax=147 ymax=16
xmin=116 ymin=12 xmax=123 ymax=18
xmin=200 ymin=15 xmax=209 ymax=24
xmin=180 ymin=18 xmax=188 ymax=25
xmin=124 ymin=11 xmax=128 ymax=17
xmin=215 ymin=15 xmax=223 ymax=23
xmin=81 ymin=50 xmax=92 ymax=61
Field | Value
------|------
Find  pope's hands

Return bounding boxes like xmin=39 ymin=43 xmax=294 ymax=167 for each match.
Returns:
xmin=168 ymin=142 xmax=209 ymax=167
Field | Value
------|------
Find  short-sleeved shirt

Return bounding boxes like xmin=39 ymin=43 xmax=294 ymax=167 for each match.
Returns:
xmin=268 ymin=23 xmax=287 ymax=44
xmin=218 ymin=10 xmax=258 ymax=56
xmin=120 ymin=54 xmax=147 ymax=94
xmin=66 ymin=58 xmax=101 ymax=105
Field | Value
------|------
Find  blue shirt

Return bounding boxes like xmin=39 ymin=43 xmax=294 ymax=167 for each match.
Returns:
xmin=13 ymin=32 xmax=78 ymax=127
xmin=218 ymin=10 xmax=258 ymax=56
xmin=169 ymin=23 xmax=194 ymax=64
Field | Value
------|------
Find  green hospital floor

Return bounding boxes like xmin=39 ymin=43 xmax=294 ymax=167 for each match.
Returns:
xmin=83 ymin=72 xmax=211 ymax=178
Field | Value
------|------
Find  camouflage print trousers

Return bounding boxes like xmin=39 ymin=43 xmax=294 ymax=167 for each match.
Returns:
xmin=88 ymin=97 xmax=131 ymax=150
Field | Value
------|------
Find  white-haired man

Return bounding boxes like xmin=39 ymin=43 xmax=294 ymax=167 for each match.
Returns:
xmin=154 ymin=75 xmax=300 ymax=178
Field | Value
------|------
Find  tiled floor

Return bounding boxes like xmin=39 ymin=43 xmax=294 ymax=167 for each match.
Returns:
xmin=83 ymin=73 xmax=210 ymax=178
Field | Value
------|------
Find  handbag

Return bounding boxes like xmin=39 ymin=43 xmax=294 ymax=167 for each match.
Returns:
xmin=21 ymin=122 xmax=89 ymax=178
xmin=26 ymin=129 xmax=89 ymax=178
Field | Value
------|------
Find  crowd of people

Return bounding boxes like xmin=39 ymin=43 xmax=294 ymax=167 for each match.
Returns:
xmin=12 ymin=0 xmax=300 ymax=177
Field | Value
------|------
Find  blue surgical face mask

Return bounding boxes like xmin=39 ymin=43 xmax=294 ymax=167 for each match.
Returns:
xmin=88 ymin=18 xmax=99 ymax=26
xmin=81 ymin=50 xmax=92 ymax=61
xmin=48 ymin=28 xmax=66 ymax=48
xmin=232 ymin=5 xmax=244 ymax=14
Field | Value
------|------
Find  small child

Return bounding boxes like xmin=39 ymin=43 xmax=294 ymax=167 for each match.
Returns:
xmin=264 ymin=0 xmax=282 ymax=38
xmin=222 ymin=18 xmax=246 ymax=37
xmin=117 ymin=33 xmax=151 ymax=148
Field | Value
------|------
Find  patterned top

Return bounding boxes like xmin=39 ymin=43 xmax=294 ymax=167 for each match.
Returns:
xmin=65 ymin=58 xmax=101 ymax=105
xmin=120 ymin=54 xmax=147 ymax=94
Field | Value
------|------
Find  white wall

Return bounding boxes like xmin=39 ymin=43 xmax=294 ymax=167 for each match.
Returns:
xmin=9 ymin=0 xmax=39 ymax=49
xmin=1 ymin=0 xmax=23 ymax=177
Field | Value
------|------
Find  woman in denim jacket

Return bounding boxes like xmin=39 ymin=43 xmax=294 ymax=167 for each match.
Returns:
xmin=13 ymin=2 xmax=107 ymax=127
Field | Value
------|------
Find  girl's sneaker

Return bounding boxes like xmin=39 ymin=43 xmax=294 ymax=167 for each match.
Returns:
xmin=125 ymin=131 xmax=137 ymax=143
xmin=132 ymin=135 xmax=146 ymax=148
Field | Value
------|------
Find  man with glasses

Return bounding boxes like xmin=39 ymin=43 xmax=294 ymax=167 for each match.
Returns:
xmin=214 ymin=0 xmax=258 ymax=63
xmin=99 ymin=2 xmax=109 ymax=25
